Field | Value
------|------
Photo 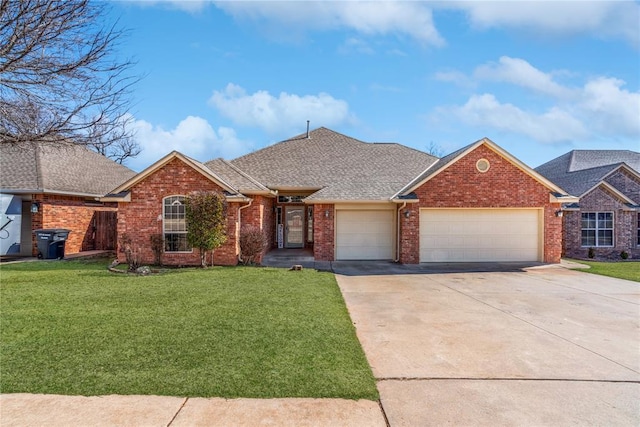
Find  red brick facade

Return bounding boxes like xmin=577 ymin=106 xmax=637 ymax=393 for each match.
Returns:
xmin=563 ymin=183 xmax=640 ymax=260
xmin=31 ymin=194 xmax=118 ymax=256
xmin=239 ymin=195 xmax=275 ymax=263
xmin=401 ymin=144 xmax=563 ymax=264
xmin=313 ymin=204 xmax=335 ymax=261
xmin=117 ymin=158 xmax=242 ymax=266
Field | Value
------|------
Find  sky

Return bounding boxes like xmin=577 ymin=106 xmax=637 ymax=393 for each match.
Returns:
xmin=108 ymin=1 xmax=640 ymax=172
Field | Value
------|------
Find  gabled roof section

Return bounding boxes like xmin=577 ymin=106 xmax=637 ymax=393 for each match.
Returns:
xmin=110 ymin=151 xmax=240 ymax=196
xmin=0 ymin=142 xmax=136 ymax=197
xmin=535 ymin=150 xmax=640 ymax=197
xmin=231 ymin=127 xmax=438 ymax=202
xmin=395 ymin=137 xmax=572 ymax=198
xmin=203 ymin=158 xmax=271 ymax=194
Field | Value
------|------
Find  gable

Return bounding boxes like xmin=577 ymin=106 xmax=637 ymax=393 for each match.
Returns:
xmin=399 ymin=138 xmax=573 ymax=202
xmin=110 ymin=151 xmax=240 ymax=197
xmin=411 ymin=143 xmax=553 ymax=207
xmin=128 ymin=157 xmax=227 ymax=200
xmin=603 ymin=167 xmax=640 ymax=204
xmin=579 ymin=182 xmax=637 ymax=211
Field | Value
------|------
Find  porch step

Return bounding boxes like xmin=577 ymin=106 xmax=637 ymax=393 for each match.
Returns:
xmin=261 ymin=249 xmax=315 ymax=268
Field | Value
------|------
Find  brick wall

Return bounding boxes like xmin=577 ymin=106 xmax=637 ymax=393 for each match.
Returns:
xmin=31 ymin=194 xmax=117 ymax=256
xmin=405 ymin=144 xmax=563 ymax=263
xmin=313 ymin=204 xmax=334 ymax=261
xmin=117 ymin=157 xmax=239 ymax=266
xmin=564 ymin=185 xmax=640 ymax=260
xmin=239 ymin=195 xmax=275 ymax=263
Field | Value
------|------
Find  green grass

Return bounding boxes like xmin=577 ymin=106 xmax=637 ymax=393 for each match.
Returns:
xmin=568 ymin=259 xmax=640 ymax=282
xmin=0 ymin=259 xmax=378 ymax=399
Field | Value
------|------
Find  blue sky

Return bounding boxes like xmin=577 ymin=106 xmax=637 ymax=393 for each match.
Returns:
xmin=110 ymin=1 xmax=640 ymax=172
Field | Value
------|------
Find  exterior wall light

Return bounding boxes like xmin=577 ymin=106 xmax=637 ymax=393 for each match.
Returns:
xmin=404 ymin=210 xmax=410 ymax=219
xmin=30 ymin=202 xmax=40 ymax=213
xmin=555 ymin=210 xmax=563 ymax=218
xmin=325 ymin=210 xmax=329 ymax=218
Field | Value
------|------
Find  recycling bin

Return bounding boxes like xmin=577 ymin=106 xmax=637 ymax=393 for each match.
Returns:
xmin=33 ymin=229 xmax=70 ymax=259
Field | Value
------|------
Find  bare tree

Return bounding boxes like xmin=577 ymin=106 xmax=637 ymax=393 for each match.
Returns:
xmin=0 ymin=0 xmax=140 ymax=163
xmin=426 ymin=141 xmax=444 ymax=158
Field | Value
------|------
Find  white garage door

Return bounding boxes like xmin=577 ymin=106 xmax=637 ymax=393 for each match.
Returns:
xmin=420 ymin=209 xmax=540 ymax=262
xmin=336 ymin=210 xmax=394 ymax=260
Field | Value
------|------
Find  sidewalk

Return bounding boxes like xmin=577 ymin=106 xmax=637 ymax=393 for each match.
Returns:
xmin=0 ymin=394 xmax=386 ymax=427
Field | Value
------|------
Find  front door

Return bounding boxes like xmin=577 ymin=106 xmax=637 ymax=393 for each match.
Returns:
xmin=285 ymin=206 xmax=304 ymax=248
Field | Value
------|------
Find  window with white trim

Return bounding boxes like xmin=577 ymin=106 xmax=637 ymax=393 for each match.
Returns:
xmin=163 ymin=196 xmax=191 ymax=252
xmin=637 ymin=213 xmax=640 ymax=246
xmin=581 ymin=212 xmax=613 ymax=247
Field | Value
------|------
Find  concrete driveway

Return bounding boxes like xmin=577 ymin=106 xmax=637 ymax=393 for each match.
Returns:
xmin=336 ymin=265 xmax=640 ymax=426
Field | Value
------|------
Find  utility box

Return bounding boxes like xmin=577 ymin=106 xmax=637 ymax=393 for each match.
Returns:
xmin=34 ymin=229 xmax=70 ymax=259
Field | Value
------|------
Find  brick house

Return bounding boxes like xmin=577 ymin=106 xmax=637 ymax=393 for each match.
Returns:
xmin=109 ymin=128 xmax=576 ymax=266
xmin=536 ymin=150 xmax=640 ymax=260
xmin=0 ymin=142 xmax=136 ymax=257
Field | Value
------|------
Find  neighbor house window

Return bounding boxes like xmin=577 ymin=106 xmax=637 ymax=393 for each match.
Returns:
xmin=581 ymin=212 xmax=613 ymax=247
xmin=163 ymin=196 xmax=191 ymax=252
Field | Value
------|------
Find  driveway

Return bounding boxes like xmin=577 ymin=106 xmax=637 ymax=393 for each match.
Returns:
xmin=336 ymin=265 xmax=640 ymax=426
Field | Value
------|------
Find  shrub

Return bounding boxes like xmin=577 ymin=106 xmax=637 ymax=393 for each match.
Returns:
xmin=240 ymin=225 xmax=267 ymax=265
xmin=150 ymin=234 xmax=164 ymax=266
xmin=119 ymin=233 xmax=141 ymax=271
xmin=621 ymin=251 xmax=629 ymax=260
xmin=588 ymin=247 xmax=595 ymax=259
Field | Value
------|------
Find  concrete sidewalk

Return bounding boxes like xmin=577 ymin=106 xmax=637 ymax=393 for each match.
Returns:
xmin=0 ymin=394 xmax=385 ymax=427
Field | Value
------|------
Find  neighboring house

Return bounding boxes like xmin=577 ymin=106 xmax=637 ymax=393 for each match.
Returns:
xmin=108 ymin=127 xmax=576 ymax=266
xmin=0 ymin=142 xmax=136 ymax=257
xmin=536 ymin=150 xmax=640 ymax=260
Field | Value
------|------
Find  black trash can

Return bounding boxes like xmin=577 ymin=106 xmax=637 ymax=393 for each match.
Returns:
xmin=33 ymin=229 xmax=70 ymax=259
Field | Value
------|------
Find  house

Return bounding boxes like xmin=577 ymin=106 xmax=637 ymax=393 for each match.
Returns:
xmin=108 ymin=127 xmax=576 ymax=266
xmin=536 ymin=150 xmax=640 ymax=260
xmin=0 ymin=142 xmax=136 ymax=257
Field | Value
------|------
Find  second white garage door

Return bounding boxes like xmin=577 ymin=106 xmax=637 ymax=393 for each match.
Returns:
xmin=420 ymin=209 xmax=541 ymax=262
xmin=336 ymin=210 xmax=394 ymax=260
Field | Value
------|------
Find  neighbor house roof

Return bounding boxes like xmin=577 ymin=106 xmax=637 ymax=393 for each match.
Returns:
xmin=0 ymin=142 xmax=136 ymax=197
xmin=230 ymin=127 xmax=438 ymax=202
xmin=535 ymin=150 xmax=640 ymax=197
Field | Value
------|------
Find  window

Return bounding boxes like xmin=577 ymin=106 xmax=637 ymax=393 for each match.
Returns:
xmin=163 ymin=196 xmax=191 ymax=252
xmin=278 ymin=195 xmax=304 ymax=203
xmin=581 ymin=212 xmax=613 ymax=247
xmin=307 ymin=206 xmax=314 ymax=242
xmin=637 ymin=213 xmax=640 ymax=246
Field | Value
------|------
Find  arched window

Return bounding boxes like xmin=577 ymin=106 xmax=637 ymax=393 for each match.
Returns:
xmin=163 ymin=196 xmax=191 ymax=252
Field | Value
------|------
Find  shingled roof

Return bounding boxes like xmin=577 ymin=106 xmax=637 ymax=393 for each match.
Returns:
xmin=535 ymin=150 xmax=640 ymax=196
xmin=0 ymin=142 xmax=136 ymax=197
xmin=229 ymin=127 xmax=438 ymax=201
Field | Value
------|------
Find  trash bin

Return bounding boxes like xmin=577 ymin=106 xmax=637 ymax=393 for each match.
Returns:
xmin=33 ymin=229 xmax=70 ymax=259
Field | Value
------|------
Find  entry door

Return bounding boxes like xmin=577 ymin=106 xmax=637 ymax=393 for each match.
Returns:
xmin=285 ymin=206 xmax=304 ymax=248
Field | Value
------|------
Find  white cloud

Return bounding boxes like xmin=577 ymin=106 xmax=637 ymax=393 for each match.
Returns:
xmin=208 ymin=83 xmax=354 ymax=135
xmin=126 ymin=115 xmax=251 ymax=172
xmin=450 ymin=1 xmax=639 ymax=46
xmin=580 ymin=77 xmax=640 ymax=137
xmin=441 ymin=94 xmax=587 ymax=143
xmin=433 ymin=56 xmax=640 ymax=143
xmin=338 ymin=37 xmax=375 ymax=55
xmin=473 ymin=56 xmax=574 ymax=99
xmin=212 ymin=1 xmax=444 ymax=46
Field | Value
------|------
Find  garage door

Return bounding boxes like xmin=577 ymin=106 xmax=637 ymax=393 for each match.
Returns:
xmin=420 ymin=209 xmax=540 ymax=262
xmin=336 ymin=210 xmax=394 ymax=260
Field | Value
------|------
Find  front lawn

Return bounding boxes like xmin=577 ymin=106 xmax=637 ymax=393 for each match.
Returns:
xmin=568 ymin=259 xmax=640 ymax=282
xmin=0 ymin=260 xmax=378 ymax=399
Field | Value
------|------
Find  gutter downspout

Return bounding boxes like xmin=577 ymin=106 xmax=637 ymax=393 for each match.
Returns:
xmin=395 ymin=202 xmax=406 ymax=263
xmin=237 ymin=199 xmax=253 ymax=263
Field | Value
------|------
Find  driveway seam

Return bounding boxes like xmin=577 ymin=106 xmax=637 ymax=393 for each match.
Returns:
xmin=377 ymin=398 xmax=391 ymax=427
xmin=166 ymin=397 xmax=188 ymax=427
xmin=430 ymin=276 xmax=640 ymax=375
xmin=377 ymin=377 xmax=640 ymax=383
